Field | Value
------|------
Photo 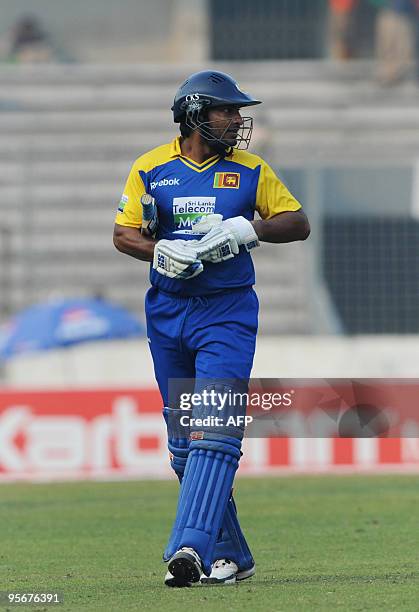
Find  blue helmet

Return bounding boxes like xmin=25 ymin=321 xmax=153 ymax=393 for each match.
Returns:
xmin=171 ymin=70 xmax=262 ymax=151
xmin=172 ymin=70 xmax=261 ymax=122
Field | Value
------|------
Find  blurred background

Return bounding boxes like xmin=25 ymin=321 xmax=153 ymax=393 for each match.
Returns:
xmin=0 ymin=0 xmax=418 ymax=477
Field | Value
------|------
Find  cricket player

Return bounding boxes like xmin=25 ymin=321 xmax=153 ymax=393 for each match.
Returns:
xmin=113 ymin=70 xmax=310 ymax=587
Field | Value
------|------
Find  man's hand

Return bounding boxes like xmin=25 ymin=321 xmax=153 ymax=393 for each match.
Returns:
xmin=190 ymin=214 xmax=259 ymax=263
xmin=222 ymin=216 xmax=260 ymax=252
xmin=190 ymin=224 xmax=239 ymax=263
xmin=153 ymin=239 xmax=203 ymax=279
xmin=191 ymin=213 xmax=223 ymax=235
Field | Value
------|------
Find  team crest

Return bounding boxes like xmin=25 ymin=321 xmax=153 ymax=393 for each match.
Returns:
xmin=213 ymin=172 xmax=240 ymax=189
xmin=117 ymin=194 xmax=128 ymax=212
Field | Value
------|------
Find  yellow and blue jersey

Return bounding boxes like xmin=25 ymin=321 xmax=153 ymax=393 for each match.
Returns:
xmin=115 ymin=137 xmax=301 ymax=296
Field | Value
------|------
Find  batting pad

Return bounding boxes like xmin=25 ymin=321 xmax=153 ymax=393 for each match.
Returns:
xmin=168 ymin=439 xmax=189 ymax=482
xmin=163 ymin=407 xmax=190 ymax=482
xmin=164 ymin=436 xmax=241 ymax=575
xmin=214 ymin=495 xmax=255 ymax=571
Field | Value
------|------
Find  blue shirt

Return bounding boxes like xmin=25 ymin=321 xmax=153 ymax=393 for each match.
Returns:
xmin=115 ymin=137 xmax=302 ymax=296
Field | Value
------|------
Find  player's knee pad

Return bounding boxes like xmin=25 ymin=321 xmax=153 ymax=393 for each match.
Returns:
xmin=190 ymin=380 xmax=248 ymax=442
xmin=214 ymin=495 xmax=254 ymax=571
xmin=163 ymin=407 xmax=190 ymax=482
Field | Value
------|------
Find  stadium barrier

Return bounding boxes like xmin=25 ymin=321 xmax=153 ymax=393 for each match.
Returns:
xmin=3 ymin=336 xmax=419 ymax=388
xmin=0 ymin=388 xmax=418 ymax=482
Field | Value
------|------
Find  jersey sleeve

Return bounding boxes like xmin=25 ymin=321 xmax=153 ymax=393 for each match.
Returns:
xmin=114 ymin=162 xmax=146 ymax=227
xmin=255 ymin=160 xmax=302 ymax=220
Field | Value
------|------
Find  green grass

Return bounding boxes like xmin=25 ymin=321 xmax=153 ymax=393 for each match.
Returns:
xmin=1 ymin=475 xmax=419 ymax=611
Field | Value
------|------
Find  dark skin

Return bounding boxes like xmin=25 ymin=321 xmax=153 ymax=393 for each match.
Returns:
xmin=113 ymin=106 xmax=310 ymax=262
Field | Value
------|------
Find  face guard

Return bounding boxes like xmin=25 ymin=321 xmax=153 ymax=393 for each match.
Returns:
xmin=183 ymin=100 xmax=254 ymax=151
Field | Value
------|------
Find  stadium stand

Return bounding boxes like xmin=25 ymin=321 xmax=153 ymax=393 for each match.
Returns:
xmin=0 ymin=62 xmax=418 ymax=333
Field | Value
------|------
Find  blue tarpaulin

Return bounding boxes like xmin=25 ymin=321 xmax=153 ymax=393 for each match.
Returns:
xmin=0 ymin=297 xmax=145 ymax=359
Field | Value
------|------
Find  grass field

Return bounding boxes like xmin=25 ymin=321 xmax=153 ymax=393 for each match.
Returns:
xmin=1 ymin=475 xmax=419 ymax=611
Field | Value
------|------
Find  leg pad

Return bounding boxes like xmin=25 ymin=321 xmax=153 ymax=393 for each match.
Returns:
xmin=164 ymin=436 xmax=241 ymax=575
xmin=214 ymin=495 xmax=254 ymax=571
xmin=163 ymin=407 xmax=189 ymax=482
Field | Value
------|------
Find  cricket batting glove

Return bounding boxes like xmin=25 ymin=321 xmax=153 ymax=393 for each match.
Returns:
xmin=191 ymin=225 xmax=239 ymax=263
xmin=153 ymin=239 xmax=203 ymax=280
xmin=191 ymin=213 xmax=224 ymax=234
xmin=223 ymin=216 xmax=260 ymax=252
xmin=141 ymin=193 xmax=159 ymax=236
xmin=191 ymin=213 xmax=259 ymax=261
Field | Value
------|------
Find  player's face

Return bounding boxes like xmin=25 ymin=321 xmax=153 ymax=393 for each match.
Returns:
xmin=207 ymin=106 xmax=244 ymax=146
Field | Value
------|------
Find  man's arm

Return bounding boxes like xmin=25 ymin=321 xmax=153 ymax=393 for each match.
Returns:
xmin=113 ymin=223 xmax=155 ymax=262
xmin=113 ymin=223 xmax=205 ymax=279
xmin=252 ymin=209 xmax=310 ymax=244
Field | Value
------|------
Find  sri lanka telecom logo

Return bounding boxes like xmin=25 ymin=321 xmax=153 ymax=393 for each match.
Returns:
xmin=172 ymin=196 xmax=216 ymax=233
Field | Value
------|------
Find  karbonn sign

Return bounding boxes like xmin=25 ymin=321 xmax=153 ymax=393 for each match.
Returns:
xmin=0 ymin=388 xmax=418 ymax=481
xmin=0 ymin=390 xmax=167 ymax=480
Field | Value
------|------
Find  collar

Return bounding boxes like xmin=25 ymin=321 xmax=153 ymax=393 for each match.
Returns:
xmin=169 ymin=136 xmax=182 ymax=158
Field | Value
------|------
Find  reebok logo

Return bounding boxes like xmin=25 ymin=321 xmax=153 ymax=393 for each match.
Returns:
xmin=150 ymin=178 xmax=180 ymax=190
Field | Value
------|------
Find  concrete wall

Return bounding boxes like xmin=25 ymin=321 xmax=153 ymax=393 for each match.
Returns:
xmin=0 ymin=0 xmax=208 ymax=62
xmin=2 ymin=336 xmax=418 ymax=388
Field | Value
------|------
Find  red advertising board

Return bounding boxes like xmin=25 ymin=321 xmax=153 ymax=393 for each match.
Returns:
xmin=0 ymin=389 xmax=418 ymax=481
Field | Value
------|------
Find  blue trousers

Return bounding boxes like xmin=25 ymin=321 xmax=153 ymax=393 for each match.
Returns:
xmin=145 ymin=286 xmax=258 ymax=403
